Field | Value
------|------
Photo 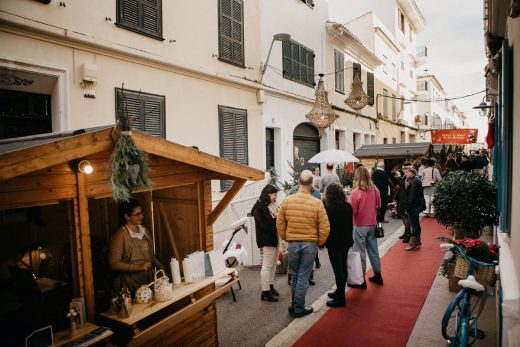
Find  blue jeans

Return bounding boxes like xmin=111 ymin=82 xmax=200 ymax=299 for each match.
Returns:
xmin=353 ymin=225 xmax=381 ymax=274
xmin=287 ymin=241 xmax=318 ymax=313
xmin=408 ymin=206 xmax=422 ymax=237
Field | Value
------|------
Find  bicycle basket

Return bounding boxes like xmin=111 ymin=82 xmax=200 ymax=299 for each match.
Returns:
xmin=454 ymin=255 xmax=495 ymax=287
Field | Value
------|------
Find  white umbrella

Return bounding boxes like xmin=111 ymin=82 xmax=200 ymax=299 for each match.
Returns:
xmin=308 ymin=149 xmax=359 ymax=164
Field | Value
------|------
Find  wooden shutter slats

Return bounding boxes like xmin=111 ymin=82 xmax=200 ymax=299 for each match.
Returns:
xmin=117 ymin=0 xmax=162 ymax=39
xmin=219 ymin=0 xmax=244 ymax=66
xmin=115 ymin=89 xmax=165 ymax=138
xmin=219 ymin=106 xmax=248 ymax=190
xmin=367 ymin=72 xmax=375 ymax=105
xmin=282 ymin=40 xmax=314 ymax=87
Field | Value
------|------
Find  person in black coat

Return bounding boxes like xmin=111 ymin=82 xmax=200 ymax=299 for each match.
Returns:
xmin=324 ymin=183 xmax=353 ymax=307
xmin=251 ymin=184 xmax=280 ymax=302
xmin=395 ymin=162 xmax=412 ymax=242
xmin=372 ymin=161 xmax=393 ymax=223
xmin=402 ymin=166 xmax=426 ymax=251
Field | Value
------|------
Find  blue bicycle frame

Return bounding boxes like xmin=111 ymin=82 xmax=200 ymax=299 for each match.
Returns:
xmin=441 ymin=244 xmax=495 ymax=346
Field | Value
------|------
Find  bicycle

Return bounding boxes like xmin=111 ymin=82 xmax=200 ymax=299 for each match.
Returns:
xmin=440 ymin=243 xmax=496 ymax=346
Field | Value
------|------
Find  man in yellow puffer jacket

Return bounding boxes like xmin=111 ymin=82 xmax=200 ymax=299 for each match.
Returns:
xmin=277 ymin=169 xmax=330 ymax=318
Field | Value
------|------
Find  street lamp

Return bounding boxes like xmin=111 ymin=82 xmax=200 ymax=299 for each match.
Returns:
xmin=259 ymin=33 xmax=292 ymax=84
xmin=472 ymin=95 xmax=494 ymax=118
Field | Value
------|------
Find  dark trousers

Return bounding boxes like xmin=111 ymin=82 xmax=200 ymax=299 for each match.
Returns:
xmin=402 ymin=212 xmax=411 ymax=234
xmin=378 ymin=194 xmax=389 ymax=222
xmin=408 ymin=206 xmax=422 ymax=237
xmin=327 ymin=247 xmax=349 ymax=303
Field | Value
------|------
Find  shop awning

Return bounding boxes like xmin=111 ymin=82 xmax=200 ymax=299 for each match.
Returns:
xmin=352 ymin=142 xmax=431 ymax=158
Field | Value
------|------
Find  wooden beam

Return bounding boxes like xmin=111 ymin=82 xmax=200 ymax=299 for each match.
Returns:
xmin=132 ymin=132 xmax=264 ymax=182
xmin=0 ymin=128 xmax=114 ymax=180
xmin=207 ymin=179 xmax=246 ymax=225
xmin=76 ymin=172 xmax=96 ymax=321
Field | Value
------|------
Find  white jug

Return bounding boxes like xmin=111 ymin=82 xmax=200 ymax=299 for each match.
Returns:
xmin=182 ymin=256 xmax=194 ymax=283
xmin=170 ymin=257 xmax=182 ymax=285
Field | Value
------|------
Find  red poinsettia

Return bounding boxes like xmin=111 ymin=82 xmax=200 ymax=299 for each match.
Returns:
xmin=439 ymin=237 xmax=499 ymax=263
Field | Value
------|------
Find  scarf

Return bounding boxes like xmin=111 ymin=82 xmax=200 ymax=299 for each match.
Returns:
xmin=268 ymin=202 xmax=278 ymax=219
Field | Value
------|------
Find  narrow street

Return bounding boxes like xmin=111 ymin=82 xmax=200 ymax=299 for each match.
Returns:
xmin=217 ymin=216 xmax=404 ymax=346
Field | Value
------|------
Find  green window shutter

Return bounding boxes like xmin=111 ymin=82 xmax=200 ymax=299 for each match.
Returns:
xmin=334 ymin=50 xmax=344 ymax=93
xmin=383 ymin=89 xmax=388 ymax=117
xmin=219 ymin=106 xmax=248 ymax=191
xmin=115 ymin=88 xmax=165 ymax=138
xmin=367 ymin=72 xmax=374 ymax=106
xmin=219 ymin=0 xmax=244 ymax=66
xmin=282 ymin=39 xmax=314 ymax=87
xmin=353 ymin=62 xmax=361 ymax=80
xmin=117 ymin=0 xmax=162 ymax=39
xmin=391 ymin=94 xmax=396 ymax=120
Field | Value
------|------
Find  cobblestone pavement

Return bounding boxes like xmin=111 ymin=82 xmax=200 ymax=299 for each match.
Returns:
xmin=216 ymin=214 xmax=405 ymax=347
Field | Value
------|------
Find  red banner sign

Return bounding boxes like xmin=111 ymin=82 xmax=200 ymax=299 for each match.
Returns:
xmin=431 ymin=129 xmax=478 ymax=144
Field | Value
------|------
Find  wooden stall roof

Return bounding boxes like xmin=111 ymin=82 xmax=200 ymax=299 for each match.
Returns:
xmin=0 ymin=125 xmax=264 ymax=182
xmin=352 ymin=142 xmax=432 ymax=159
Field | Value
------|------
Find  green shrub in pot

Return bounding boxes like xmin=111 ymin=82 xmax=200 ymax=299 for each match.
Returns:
xmin=432 ymin=171 xmax=498 ymax=238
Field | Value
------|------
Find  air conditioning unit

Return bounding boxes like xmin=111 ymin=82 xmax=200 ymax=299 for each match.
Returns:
xmin=414 ymin=115 xmax=425 ymax=124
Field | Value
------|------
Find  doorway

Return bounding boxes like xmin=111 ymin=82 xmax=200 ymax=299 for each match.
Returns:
xmin=293 ymin=123 xmax=320 ymax=171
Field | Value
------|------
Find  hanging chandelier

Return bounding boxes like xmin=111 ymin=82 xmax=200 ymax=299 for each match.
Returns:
xmin=344 ymin=75 xmax=369 ymax=110
xmin=306 ymin=74 xmax=338 ymax=129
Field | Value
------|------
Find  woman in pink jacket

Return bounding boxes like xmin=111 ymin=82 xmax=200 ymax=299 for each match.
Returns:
xmin=348 ymin=166 xmax=383 ymax=288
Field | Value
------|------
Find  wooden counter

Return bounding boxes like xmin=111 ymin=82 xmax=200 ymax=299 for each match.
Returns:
xmin=100 ymin=268 xmax=238 ymax=346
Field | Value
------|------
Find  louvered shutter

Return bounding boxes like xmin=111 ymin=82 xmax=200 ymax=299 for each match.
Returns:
xmin=117 ymin=0 xmax=162 ymax=38
xmin=115 ymin=89 xmax=165 ymax=138
xmin=219 ymin=106 xmax=248 ymax=191
xmin=282 ymin=40 xmax=314 ymax=87
xmin=334 ymin=50 xmax=344 ymax=93
xmin=219 ymin=0 xmax=244 ymax=66
xmin=367 ymin=72 xmax=374 ymax=105
xmin=142 ymin=0 xmax=161 ymax=36
xmin=353 ymin=62 xmax=361 ymax=80
xmin=282 ymin=40 xmax=292 ymax=78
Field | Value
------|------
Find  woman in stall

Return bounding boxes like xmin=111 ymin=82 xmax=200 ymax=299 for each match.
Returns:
xmin=109 ymin=199 xmax=164 ymax=295
xmin=251 ymin=184 xmax=280 ymax=302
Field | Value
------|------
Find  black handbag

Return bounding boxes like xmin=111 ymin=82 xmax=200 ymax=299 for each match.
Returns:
xmin=375 ymin=222 xmax=385 ymax=238
xmin=374 ymin=188 xmax=384 ymax=238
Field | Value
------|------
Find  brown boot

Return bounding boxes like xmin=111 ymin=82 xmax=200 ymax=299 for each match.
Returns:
xmin=405 ymin=236 xmax=420 ymax=251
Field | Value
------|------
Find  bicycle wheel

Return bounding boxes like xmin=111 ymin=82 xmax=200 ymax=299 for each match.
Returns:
xmin=442 ymin=289 xmax=487 ymax=342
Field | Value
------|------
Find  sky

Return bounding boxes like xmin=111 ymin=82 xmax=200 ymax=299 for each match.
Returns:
xmin=416 ymin=0 xmax=488 ymax=142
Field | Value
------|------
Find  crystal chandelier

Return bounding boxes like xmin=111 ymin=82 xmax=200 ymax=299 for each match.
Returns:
xmin=344 ymin=75 xmax=369 ymax=110
xmin=305 ymin=74 xmax=338 ymax=129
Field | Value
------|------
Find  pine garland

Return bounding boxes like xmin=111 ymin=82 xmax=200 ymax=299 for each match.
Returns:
xmin=108 ymin=88 xmax=151 ymax=202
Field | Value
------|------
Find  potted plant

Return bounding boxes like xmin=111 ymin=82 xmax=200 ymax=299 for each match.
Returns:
xmin=432 ymin=171 xmax=498 ymax=239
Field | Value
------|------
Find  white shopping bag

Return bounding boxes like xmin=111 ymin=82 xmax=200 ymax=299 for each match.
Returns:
xmin=347 ymin=251 xmax=364 ymax=285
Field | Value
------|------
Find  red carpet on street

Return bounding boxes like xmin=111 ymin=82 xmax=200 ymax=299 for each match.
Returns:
xmin=294 ymin=218 xmax=449 ymax=347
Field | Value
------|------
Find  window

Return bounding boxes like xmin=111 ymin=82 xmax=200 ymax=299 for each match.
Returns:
xmin=392 ymin=137 xmax=397 ymax=144
xmin=367 ymin=72 xmax=374 ymax=106
xmin=352 ymin=132 xmax=361 ymax=151
xmin=115 ymin=88 xmax=165 ymax=138
xmin=266 ymin=128 xmax=274 ymax=170
xmin=334 ymin=50 xmax=344 ymax=93
xmin=383 ymin=137 xmax=388 ymax=144
xmin=282 ymin=39 xmax=315 ymax=87
xmin=398 ymin=9 xmax=405 ymax=33
xmin=219 ymin=106 xmax=248 ymax=191
xmin=218 ymin=0 xmax=244 ymax=67
xmin=335 ymin=130 xmax=340 ymax=150
xmin=425 ymin=81 xmax=429 ymax=91
xmin=400 ymin=131 xmax=406 ymax=143
xmin=382 ymin=55 xmax=388 ymax=74
xmin=383 ymin=89 xmax=388 ymax=117
xmin=353 ymin=62 xmax=361 ymax=81
xmin=391 ymin=94 xmax=396 ymax=120
xmin=301 ymin=0 xmax=314 ymax=7
xmin=116 ymin=0 xmax=162 ymax=40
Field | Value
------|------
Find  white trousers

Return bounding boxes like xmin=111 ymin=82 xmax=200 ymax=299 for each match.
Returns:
xmin=260 ymin=246 xmax=278 ymax=291
xmin=423 ymin=186 xmax=435 ymax=214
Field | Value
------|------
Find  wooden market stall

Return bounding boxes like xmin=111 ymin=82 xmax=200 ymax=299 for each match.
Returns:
xmin=352 ymin=142 xmax=435 ymax=171
xmin=0 ymin=126 xmax=264 ymax=346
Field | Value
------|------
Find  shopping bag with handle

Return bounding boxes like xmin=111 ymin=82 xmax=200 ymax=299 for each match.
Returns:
xmin=347 ymin=251 xmax=363 ymax=285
